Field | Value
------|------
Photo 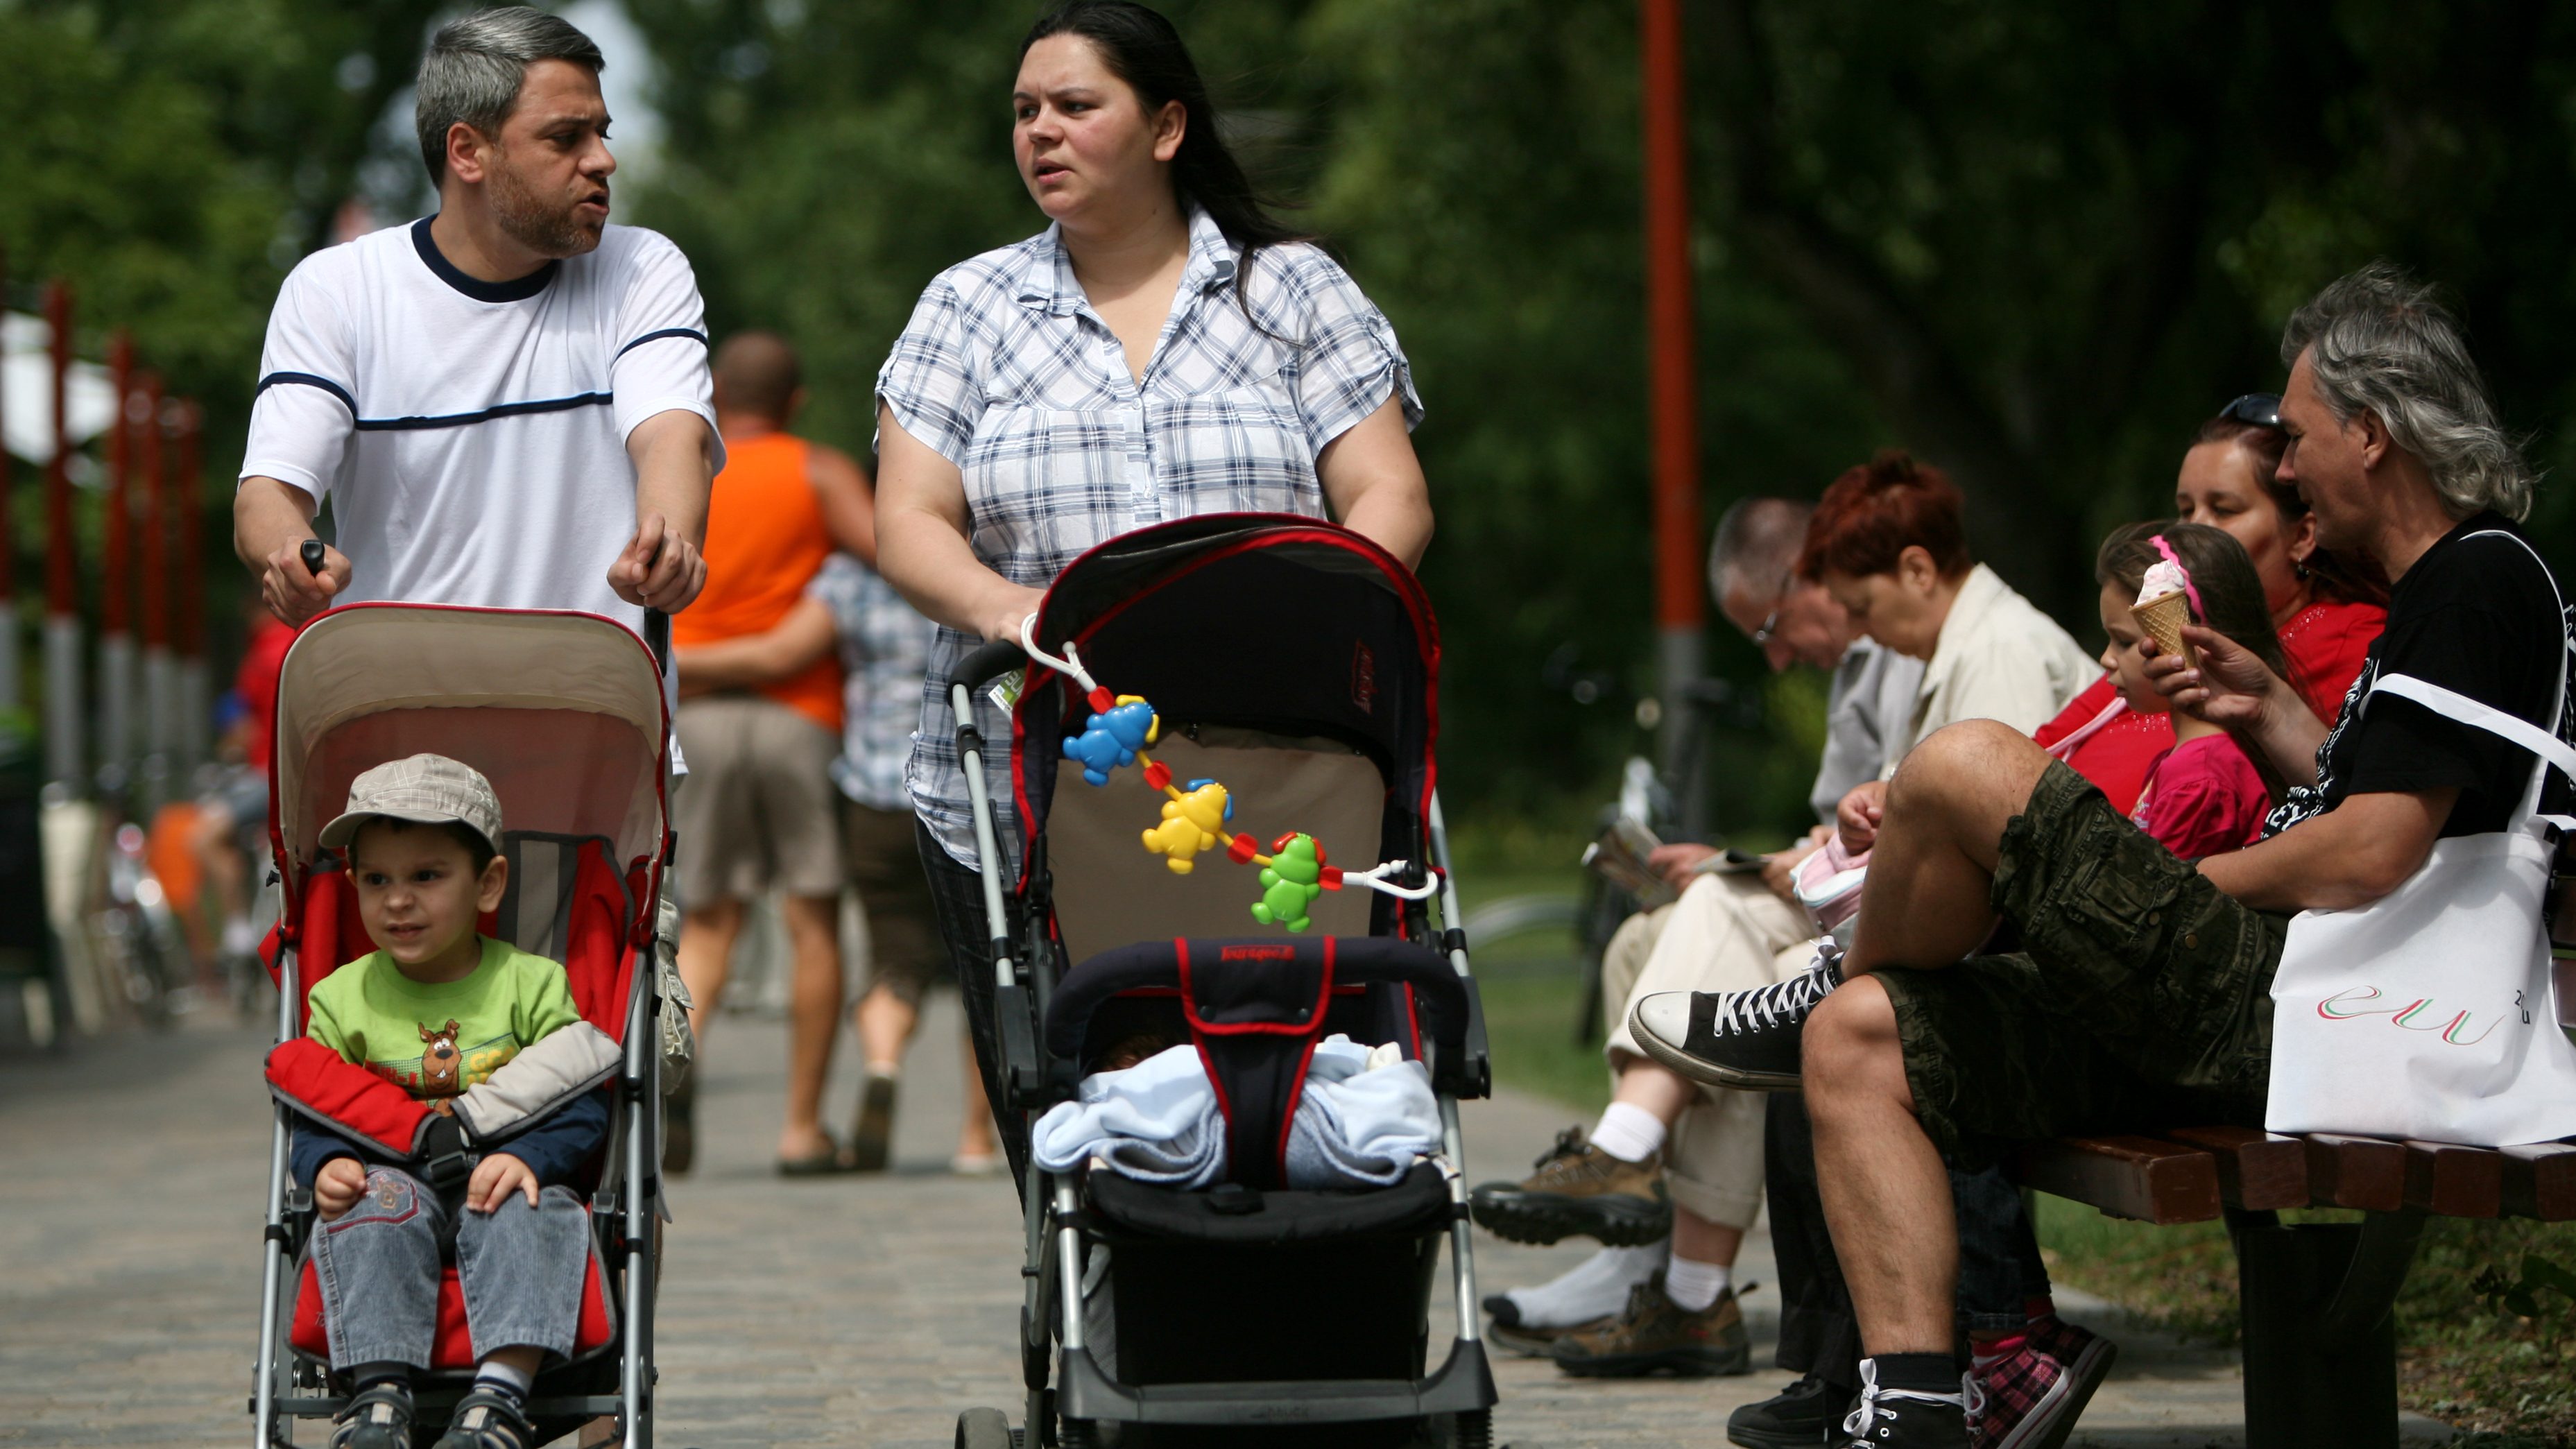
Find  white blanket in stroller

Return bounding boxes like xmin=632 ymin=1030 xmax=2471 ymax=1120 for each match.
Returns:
xmin=1032 ymin=1035 xmax=1441 ymax=1190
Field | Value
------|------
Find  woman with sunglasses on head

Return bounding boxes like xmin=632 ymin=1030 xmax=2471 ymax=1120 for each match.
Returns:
xmin=2033 ymin=395 xmax=2390 ymax=813
xmin=870 ymin=0 xmax=1431 ymax=1181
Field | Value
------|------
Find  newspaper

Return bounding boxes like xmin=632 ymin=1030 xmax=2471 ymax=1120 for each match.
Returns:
xmin=1581 ymin=817 xmax=1678 ymax=910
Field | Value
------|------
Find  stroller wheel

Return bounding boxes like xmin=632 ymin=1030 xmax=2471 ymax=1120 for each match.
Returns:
xmin=1056 ymin=1417 xmax=1099 ymax=1449
xmin=956 ymin=1407 xmax=1013 ymax=1449
xmin=1453 ymin=1408 xmax=1493 ymax=1449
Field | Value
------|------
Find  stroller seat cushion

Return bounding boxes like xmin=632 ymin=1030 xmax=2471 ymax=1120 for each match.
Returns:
xmin=290 ymin=1244 xmax=616 ymax=1370
xmin=1086 ymin=1160 xmax=1452 ymax=1245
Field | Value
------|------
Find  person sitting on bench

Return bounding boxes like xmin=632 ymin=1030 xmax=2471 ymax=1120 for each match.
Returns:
xmin=1630 ymin=261 xmax=2573 ymax=1448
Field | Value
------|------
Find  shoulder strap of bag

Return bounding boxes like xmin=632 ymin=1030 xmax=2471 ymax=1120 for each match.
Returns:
xmin=2364 ymin=529 xmax=2574 ymax=828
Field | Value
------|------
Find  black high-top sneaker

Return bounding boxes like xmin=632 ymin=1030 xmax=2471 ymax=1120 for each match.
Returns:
xmin=1629 ymin=939 xmax=1844 ymax=1091
xmin=1837 ymin=1359 xmax=1972 ymax=1448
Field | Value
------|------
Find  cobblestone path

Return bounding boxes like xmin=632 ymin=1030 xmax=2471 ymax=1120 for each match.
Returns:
xmin=0 ymin=1000 xmax=2456 ymax=1446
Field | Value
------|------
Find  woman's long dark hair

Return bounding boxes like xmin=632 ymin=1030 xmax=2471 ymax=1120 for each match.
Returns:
xmin=1022 ymin=2 xmax=1306 ymax=292
xmin=2097 ymin=521 xmax=2290 ymax=682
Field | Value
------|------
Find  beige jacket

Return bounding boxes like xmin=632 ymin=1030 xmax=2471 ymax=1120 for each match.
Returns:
xmin=1889 ymin=563 xmax=2099 ymax=770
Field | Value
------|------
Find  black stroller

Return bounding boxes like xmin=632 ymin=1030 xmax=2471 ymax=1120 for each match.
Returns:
xmin=945 ymin=514 xmax=1497 ymax=1449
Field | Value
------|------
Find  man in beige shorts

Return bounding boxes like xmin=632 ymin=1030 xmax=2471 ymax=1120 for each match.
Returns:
xmin=1470 ymin=498 xmax=1919 ymax=1375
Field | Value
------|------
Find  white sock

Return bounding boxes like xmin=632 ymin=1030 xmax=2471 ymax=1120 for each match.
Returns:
xmin=1663 ymin=1255 xmax=1732 ymax=1312
xmin=1588 ymin=1101 xmax=1667 ymax=1164
xmin=1503 ymin=1239 xmax=1669 ymax=1328
xmin=473 ymin=1357 xmax=533 ymax=1399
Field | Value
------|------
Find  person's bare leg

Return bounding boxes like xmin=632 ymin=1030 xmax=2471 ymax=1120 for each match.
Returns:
xmin=1845 ymin=721 xmax=2054 ymax=977
xmin=956 ymin=1033 xmax=999 ymax=1163
xmin=1805 ymin=976 xmax=1954 ymax=1352
xmin=678 ymin=898 xmax=745 ymax=1043
xmin=1608 ymin=1056 xmax=1698 ymax=1123
xmin=854 ymin=983 xmax=919 ymax=1074
xmin=1672 ymin=1204 xmax=1744 ymax=1269
xmin=780 ymin=893 xmax=845 ymax=1160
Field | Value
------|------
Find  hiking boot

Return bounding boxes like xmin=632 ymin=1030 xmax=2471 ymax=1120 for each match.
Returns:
xmin=328 ymin=1380 xmax=413 ymax=1449
xmin=1551 ymin=1274 xmax=1752 ymax=1378
xmin=1973 ymin=1319 xmax=2115 ymax=1449
xmin=1728 ymin=1372 xmax=1841 ymax=1448
xmin=1631 ymin=940 xmax=1844 ymax=1091
xmin=1837 ymin=1361 xmax=1970 ymax=1448
xmin=1468 ymin=1128 xmax=1672 ymax=1246
xmin=1486 ymin=1312 xmax=1609 ymax=1358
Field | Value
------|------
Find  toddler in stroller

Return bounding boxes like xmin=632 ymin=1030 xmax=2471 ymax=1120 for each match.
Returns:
xmin=250 ymin=603 xmax=675 ymax=1449
xmin=943 ymin=515 xmax=1499 ymax=1448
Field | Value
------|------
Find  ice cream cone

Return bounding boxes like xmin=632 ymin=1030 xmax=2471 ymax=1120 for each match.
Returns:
xmin=2131 ymin=589 xmax=2197 ymax=669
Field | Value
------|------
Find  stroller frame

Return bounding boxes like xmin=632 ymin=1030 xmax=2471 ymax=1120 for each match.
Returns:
xmin=946 ymin=515 xmax=1497 ymax=1448
xmin=244 ymin=603 xmax=675 ymax=1449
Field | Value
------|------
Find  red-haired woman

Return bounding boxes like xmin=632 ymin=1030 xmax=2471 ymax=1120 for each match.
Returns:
xmin=1801 ymin=452 xmax=2100 ymax=852
xmin=2033 ymin=397 xmax=2389 ymax=812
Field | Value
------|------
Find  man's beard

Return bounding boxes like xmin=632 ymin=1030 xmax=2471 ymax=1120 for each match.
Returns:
xmin=488 ymin=148 xmax=603 ymax=259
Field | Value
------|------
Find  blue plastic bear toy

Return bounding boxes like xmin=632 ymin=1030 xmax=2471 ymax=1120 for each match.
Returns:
xmin=1063 ymin=694 xmax=1158 ymax=786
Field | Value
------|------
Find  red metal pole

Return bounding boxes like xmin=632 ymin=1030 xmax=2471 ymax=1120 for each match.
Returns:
xmin=103 ymin=334 xmax=133 ymax=642
xmin=139 ymin=373 xmax=168 ymax=657
xmin=1640 ymin=0 xmax=1705 ymax=814
xmin=44 ymin=284 xmax=74 ymax=625
xmin=177 ymin=400 xmax=203 ymax=661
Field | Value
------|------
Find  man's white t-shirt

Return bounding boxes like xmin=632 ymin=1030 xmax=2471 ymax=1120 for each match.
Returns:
xmin=239 ymin=217 xmax=723 ymax=635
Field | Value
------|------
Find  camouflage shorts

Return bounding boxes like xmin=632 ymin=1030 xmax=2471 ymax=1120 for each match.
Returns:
xmin=1875 ymin=760 xmax=2290 ymax=1164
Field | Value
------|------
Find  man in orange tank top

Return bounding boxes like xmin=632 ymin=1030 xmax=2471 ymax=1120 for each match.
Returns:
xmin=668 ymin=331 xmax=876 ymax=1175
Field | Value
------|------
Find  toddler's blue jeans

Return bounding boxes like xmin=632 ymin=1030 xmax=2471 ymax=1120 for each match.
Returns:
xmin=308 ymin=1164 xmax=590 ymax=1369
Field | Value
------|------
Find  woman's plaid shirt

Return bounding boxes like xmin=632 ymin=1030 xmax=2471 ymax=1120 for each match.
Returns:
xmin=876 ymin=203 xmax=1420 ymax=871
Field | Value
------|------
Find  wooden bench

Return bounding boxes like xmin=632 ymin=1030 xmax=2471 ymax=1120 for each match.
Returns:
xmin=2011 ymin=1129 xmax=2576 ymax=1447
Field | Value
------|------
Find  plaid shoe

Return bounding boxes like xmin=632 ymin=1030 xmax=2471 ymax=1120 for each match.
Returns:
xmin=1971 ymin=1319 xmax=2116 ymax=1449
xmin=1469 ymin=1128 xmax=1672 ymax=1246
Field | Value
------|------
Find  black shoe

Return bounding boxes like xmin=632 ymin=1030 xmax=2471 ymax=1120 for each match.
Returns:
xmin=846 ymin=1071 xmax=897 ymax=1173
xmin=433 ymin=1384 xmax=536 ymax=1449
xmin=328 ymin=1379 xmax=413 ymax=1449
xmin=1728 ymin=1373 xmax=1838 ymax=1448
xmin=1468 ymin=1128 xmax=1672 ymax=1246
xmin=1630 ymin=941 xmax=1844 ymax=1091
xmin=1835 ymin=1363 xmax=1969 ymax=1448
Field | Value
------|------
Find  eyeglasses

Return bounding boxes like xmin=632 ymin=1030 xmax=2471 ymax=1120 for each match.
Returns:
xmin=1749 ymin=573 xmax=1794 ymax=648
xmin=2219 ymin=393 xmax=2283 ymax=429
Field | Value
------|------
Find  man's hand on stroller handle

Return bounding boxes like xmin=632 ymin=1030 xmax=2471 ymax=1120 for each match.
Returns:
xmin=265 ymin=535 xmax=349 ymax=626
xmin=313 ymin=1156 xmax=367 ymax=1221
xmin=611 ymin=511 xmax=707 ymax=613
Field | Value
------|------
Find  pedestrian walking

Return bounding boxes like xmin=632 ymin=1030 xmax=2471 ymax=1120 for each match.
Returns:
xmin=668 ymin=332 xmax=875 ymax=1175
xmin=873 ymin=0 xmax=1434 ymax=1183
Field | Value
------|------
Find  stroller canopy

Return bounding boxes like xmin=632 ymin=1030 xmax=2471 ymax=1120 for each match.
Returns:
xmin=1013 ymin=513 xmax=1441 ymax=871
xmin=268 ymin=604 xmax=668 ymax=904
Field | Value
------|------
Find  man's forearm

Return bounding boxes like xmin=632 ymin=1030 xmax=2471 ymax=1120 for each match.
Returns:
xmin=235 ymin=476 xmax=317 ymax=572
xmin=2197 ymin=788 xmax=2453 ymax=912
xmin=630 ymin=411 xmax=714 ymax=546
xmin=2241 ymin=676 xmax=2331 ymax=787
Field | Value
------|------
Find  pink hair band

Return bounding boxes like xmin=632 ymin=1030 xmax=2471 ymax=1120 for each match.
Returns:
xmin=2149 ymin=534 xmax=2206 ymax=621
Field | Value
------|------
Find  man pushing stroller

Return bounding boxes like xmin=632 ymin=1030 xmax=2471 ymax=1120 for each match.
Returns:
xmin=293 ymin=755 xmax=608 ymax=1449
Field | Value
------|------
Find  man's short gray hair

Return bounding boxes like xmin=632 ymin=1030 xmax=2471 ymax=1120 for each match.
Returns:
xmin=415 ymin=7 xmax=605 ymax=183
xmin=1708 ymin=497 xmax=1816 ymax=601
xmin=2279 ymin=261 xmax=2533 ymax=523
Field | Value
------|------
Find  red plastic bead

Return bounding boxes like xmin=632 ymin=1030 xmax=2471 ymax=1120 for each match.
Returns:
xmin=1142 ymin=760 xmax=1172 ymax=791
xmin=1228 ymin=834 xmax=1260 ymax=864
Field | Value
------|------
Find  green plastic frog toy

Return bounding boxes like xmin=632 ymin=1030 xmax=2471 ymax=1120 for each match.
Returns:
xmin=1251 ymin=833 xmax=1326 ymax=933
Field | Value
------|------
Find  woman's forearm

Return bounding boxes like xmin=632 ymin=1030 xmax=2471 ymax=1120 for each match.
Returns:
xmin=874 ymin=404 xmax=1046 ymax=642
xmin=1316 ymin=397 xmax=1432 ymax=570
xmin=675 ymin=597 xmax=834 ymax=691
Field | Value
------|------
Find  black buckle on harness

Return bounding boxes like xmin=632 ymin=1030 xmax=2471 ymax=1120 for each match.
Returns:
xmin=418 ymin=1115 xmax=474 ymax=1190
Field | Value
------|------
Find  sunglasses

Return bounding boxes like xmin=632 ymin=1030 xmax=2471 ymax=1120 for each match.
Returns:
xmin=2219 ymin=393 xmax=2283 ymax=429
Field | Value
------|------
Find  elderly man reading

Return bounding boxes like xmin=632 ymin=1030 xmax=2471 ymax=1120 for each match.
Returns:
xmin=1629 ymin=263 xmax=2573 ymax=1448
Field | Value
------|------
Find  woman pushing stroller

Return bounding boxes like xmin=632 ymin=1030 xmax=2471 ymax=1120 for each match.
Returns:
xmin=873 ymin=0 xmax=1434 ymax=1176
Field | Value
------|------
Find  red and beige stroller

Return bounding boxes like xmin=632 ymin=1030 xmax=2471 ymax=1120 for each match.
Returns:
xmin=248 ymin=602 xmax=673 ymax=1448
xmin=947 ymin=514 xmax=1498 ymax=1449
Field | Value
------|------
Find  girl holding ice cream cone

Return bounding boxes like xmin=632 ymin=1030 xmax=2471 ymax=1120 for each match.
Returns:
xmin=2095 ymin=522 xmax=2286 ymax=858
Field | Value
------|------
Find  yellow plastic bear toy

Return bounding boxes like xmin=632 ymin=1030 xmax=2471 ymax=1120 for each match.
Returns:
xmin=1142 ymin=780 xmax=1231 ymax=875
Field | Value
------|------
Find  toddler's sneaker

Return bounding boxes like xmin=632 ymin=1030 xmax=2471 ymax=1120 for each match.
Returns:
xmin=329 ymin=1380 xmax=413 ymax=1449
xmin=1468 ymin=1127 xmax=1672 ymax=1246
xmin=1631 ymin=939 xmax=1844 ymax=1091
xmin=434 ymin=1384 xmax=536 ymax=1449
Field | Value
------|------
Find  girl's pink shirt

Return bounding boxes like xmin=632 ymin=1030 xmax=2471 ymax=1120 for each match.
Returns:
xmin=2131 ymin=732 xmax=2273 ymax=859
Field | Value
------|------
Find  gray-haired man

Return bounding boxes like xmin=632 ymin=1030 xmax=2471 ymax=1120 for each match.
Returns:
xmin=1645 ymin=266 xmax=2573 ymax=1448
xmin=234 ymin=6 xmax=716 ymax=632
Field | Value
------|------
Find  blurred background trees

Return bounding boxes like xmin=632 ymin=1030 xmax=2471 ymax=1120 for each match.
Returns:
xmin=15 ymin=0 xmax=2576 ymax=839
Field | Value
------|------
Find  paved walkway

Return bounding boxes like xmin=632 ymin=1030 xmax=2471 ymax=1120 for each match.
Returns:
xmin=0 ymin=997 xmax=2459 ymax=1446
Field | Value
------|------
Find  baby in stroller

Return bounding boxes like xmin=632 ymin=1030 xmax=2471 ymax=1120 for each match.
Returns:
xmin=293 ymin=754 xmax=613 ymax=1449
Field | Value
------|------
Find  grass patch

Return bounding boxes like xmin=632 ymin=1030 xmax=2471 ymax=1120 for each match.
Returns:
xmin=2032 ymin=1194 xmax=2576 ymax=1446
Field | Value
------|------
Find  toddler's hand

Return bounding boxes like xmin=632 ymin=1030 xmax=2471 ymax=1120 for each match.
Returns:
xmin=314 ymin=1158 xmax=367 ymax=1221
xmin=467 ymin=1153 xmax=541 ymax=1213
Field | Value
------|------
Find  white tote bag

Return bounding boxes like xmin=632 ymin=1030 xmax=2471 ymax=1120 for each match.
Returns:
xmin=2267 ymin=535 xmax=2576 ymax=1146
